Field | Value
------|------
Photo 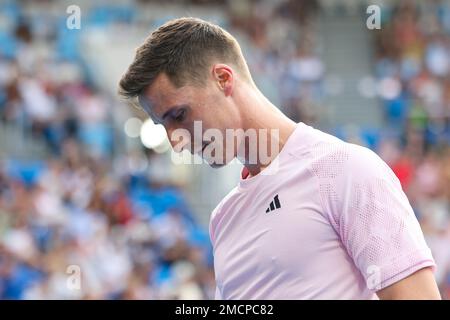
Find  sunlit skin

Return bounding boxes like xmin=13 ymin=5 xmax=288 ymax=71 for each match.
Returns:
xmin=377 ymin=267 xmax=441 ymax=300
xmin=140 ymin=63 xmax=441 ymax=300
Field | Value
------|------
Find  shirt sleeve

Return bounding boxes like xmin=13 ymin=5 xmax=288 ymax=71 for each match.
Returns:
xmin=313 ymin=143 xmax=436 ymax=291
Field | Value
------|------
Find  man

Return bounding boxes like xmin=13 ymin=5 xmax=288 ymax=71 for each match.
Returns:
xmin=119 ymin=17 xmax=441 ymax=299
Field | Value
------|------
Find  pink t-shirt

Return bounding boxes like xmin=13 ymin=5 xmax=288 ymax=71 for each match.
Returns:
xmin=209 ymin=122 xmax=436 ymax=299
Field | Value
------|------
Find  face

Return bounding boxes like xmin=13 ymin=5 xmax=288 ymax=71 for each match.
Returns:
xmin=140 ymin=66 xmax=243 ymax=167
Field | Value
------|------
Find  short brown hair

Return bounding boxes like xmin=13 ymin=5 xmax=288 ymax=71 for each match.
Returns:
xmin=118 ymin=17 xmax=251 ymax=101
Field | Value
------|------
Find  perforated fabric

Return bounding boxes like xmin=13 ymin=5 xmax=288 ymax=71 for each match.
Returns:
xmin=209 ymin=122 xmax=435 ymax=299
xmin=310 ymin=141 xmax=435 ymax=290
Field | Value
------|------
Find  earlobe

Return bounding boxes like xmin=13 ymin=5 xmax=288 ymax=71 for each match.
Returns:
xmin=223 ymin=81 xmax=232 ymax=96
xmin=219 ymin=75 xmax=232 ymax=96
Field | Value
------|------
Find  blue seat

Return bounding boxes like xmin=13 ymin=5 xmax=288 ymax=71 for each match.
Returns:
xmin=56 ymin=17 xmax=82 ymax=61
xmin=88 ymin=5 xmax=136 ymax=27
xmin=5 ymin=160 xmax=46 ymax=187
xmin=0 ymin=1 xmax=21 ymax=22
xmin=0 ymin=31 xmax=17 ymax=59
xmin=2 ymin=264 xmax=44 ymax=299
xmin=360 ymin=128 xmax=381 ymax=150
xmin=153 ymin=264 xmax=173 ymax=287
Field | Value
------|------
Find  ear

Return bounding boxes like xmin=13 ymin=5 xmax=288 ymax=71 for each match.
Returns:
xmin=211 ymin=64 xmax=234 ymax=96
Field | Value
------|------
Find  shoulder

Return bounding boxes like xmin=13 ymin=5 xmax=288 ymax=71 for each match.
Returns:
xmin=211 ymin=186 xmax=240 ymax=219
xmin=305 ymin=133 xmax=393 ymax=183
xmin=283 ymin=124 xmax=397 ymax=190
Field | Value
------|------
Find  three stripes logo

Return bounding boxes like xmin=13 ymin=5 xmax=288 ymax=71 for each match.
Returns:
xmin=266 ymin=194 xmax=281 ymax=213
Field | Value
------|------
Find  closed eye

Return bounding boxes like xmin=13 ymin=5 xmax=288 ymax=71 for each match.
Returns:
xmin=173 ymin=108 xmax=187 ymax=123
xmin=161 ymin=104 xmax=190 ymax=124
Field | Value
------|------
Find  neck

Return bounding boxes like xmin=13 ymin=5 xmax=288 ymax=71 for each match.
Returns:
xmin=236 ymin=84 xmax=297 ymax=177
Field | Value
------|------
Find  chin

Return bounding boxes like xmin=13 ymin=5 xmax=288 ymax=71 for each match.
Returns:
xmin=204 ymin=154 xmax=235 ymax=168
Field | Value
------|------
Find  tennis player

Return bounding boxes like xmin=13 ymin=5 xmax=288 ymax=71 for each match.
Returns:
xmin=119 ymin=17 xmax=441 ymax=299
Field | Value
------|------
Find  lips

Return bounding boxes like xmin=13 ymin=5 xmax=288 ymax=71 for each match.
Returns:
xmin=201 ymin=142 xmax=209 ymax=154
xmin=195 ymin=142 xmax=209 ymax=156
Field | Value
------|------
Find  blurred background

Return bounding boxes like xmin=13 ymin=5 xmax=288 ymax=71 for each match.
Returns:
xmin=0 ymin=0 xmax=449 ymax=299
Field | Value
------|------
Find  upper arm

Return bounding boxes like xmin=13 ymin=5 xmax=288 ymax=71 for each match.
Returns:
xmin=314 ymin=143 xmax=437 ymax=292
xmin=377 ymin=267 xmax=441 ymax=299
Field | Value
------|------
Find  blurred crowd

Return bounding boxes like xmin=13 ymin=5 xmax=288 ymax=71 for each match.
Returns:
xmin=0 ymin=0 xmax=449 ymax=299
xmin=0 ymin=140 xmax=215 ymax=299
xmin=0 ymin=1 xmax=215 ymax=299
xmin=373 ymin=0 xmax=450 ymax=298
xmin=0 ymin=21 xmax=114 ymax=158
xmin=0 ymin=0 xmax=324 ymax=155
xmin=224 ymin=0 xmax=323 ymax=123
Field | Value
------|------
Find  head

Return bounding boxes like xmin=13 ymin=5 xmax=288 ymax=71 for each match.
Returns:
xmin=119 ymin=17 xmax=255 ymax=167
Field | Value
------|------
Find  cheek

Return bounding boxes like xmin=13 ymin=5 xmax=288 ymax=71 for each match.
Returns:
xmin=194 ymin=108 xmax=221 ymax=128
xmin=192 ymin=97 xmax=231 ymax=129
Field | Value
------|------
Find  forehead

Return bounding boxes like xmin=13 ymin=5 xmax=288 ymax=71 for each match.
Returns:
xmin=140 ymin=73 xmax=193 ymax=116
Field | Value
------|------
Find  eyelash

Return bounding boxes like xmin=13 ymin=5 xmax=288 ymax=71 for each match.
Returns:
xmin=174 ymin=109 xmax=186 ymax=122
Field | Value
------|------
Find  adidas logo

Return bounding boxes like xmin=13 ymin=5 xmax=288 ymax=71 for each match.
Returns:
xmin=266 ymin=194 xmax=281 ymax=213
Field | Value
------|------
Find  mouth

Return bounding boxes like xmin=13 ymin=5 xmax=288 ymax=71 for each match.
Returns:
xmin=201 ymin=142 xmax=209 ymax=154
xmin=196 ymin=142 xmax=209 ymax=156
